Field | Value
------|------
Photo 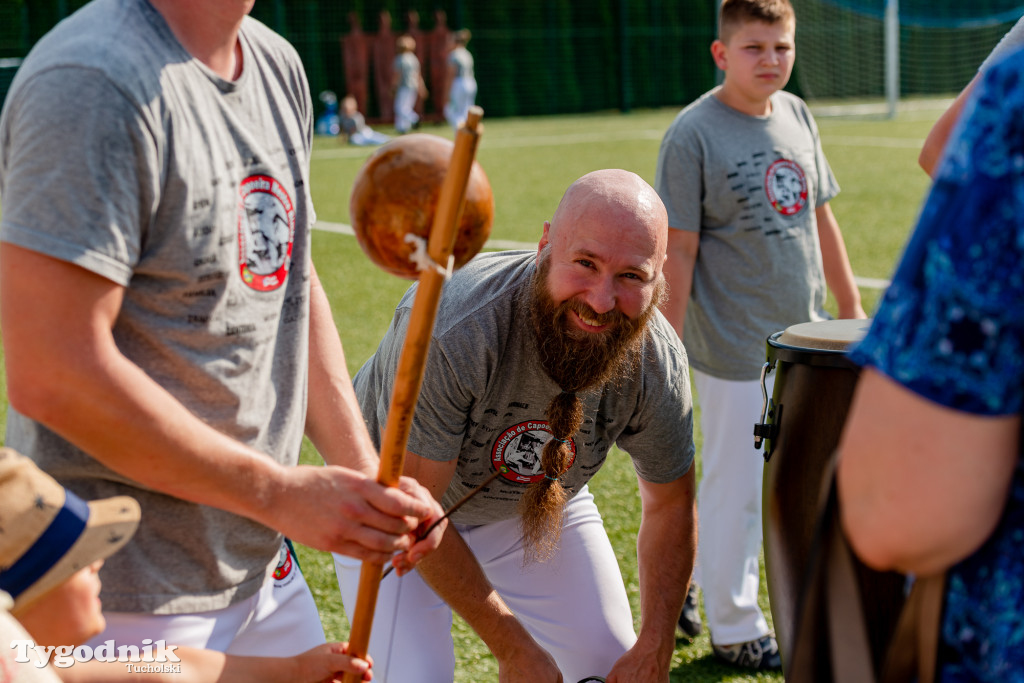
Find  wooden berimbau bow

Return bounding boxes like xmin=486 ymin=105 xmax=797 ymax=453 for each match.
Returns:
xmin=341 ymin=107 xmax=485 ymax=683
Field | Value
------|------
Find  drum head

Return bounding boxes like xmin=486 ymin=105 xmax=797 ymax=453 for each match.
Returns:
xmin=777 ymin=319 xmax=872 ymax=352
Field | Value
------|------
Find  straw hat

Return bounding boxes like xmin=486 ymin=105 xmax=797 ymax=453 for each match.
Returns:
xmin=0 ymin=449 xmax=140 ymax=614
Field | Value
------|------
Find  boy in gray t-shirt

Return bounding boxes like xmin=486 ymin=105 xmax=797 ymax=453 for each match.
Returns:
xmin=443 ymin=29 xmax=478 ymax=130
xmin=654 ymin=0 xmax=865 ymax=670
xmin=392 ymin=35 xmax=426 ymax=133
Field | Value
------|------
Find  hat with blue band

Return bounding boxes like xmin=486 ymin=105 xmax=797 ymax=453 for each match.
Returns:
xmin=0 ymin=449 xmax=140 ymax=614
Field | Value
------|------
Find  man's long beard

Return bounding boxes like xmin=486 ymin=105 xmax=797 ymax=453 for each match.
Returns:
xmin=518 ymin=256 xmax=665 ymax=563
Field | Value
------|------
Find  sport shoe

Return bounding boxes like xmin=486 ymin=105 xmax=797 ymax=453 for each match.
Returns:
xmin=676 ymin=583 xmax=702 ymax=638
xmin=712 ymin=634 xmax=782 ymax=670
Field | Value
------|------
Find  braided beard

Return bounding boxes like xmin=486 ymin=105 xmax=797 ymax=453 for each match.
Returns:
xmin=519 ymin=255 xmax=664 ymax=563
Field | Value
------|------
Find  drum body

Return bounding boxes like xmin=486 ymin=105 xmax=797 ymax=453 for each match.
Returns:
xmin=758 ymin=320 xmax=904 ymax=670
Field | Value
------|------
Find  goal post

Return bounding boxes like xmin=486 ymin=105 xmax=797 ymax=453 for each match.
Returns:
xmin=790 ymin=0 xmax=1024 ymax=117
xmin=885 ymin=0 xmax=898 ymax=118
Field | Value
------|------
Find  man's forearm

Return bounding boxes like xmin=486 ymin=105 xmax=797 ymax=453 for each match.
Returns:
xmin=815 ymin=205 xmax=865 ymax=319
xmin=637 ymin=511 xmax=693 ymax=658
xmin=660 ymin=228 xmax=700 ymax=341
xmin=634 ymin=474 xmax=696 ymax=666
xmin=23 ymin=347 xmax=288 ymax=523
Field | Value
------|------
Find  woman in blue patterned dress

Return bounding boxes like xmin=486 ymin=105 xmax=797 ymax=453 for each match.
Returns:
xmin=836 ymin=48 xmax=1024 ymax=680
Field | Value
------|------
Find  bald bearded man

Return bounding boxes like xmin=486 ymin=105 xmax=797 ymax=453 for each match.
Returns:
xmin=334 ymin=169 xmax=697 ymax=683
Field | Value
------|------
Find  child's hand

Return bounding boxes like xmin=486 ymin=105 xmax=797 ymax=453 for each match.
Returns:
xmin=297 ymin=641 xmax=373 ymax=682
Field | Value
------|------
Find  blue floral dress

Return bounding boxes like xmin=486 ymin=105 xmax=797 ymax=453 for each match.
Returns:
xmin=849 ymin=49 xmax=1024 ymax=681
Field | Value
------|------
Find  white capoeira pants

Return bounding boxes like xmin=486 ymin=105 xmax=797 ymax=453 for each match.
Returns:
xmin=393 ymin=86 xmax=420 ymax=133
xmin=87 ymin=543 xmax=325 ymax=656
xmin=691 ymin=368 xmax=773 ymax=645
xmin=333 ymin=486 xmax=636 ymax=682
xmin=444 ymin=76 xmax=478 ymax=130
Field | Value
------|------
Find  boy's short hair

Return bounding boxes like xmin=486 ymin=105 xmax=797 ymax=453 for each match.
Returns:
xmin=719 ymin=0 xmax=795 ymax=42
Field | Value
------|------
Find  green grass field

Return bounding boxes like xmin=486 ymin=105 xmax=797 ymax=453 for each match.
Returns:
xmin=0 ymin=100 xmax=946 ymax=681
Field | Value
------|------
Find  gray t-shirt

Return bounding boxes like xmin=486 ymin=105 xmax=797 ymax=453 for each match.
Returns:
xmin=448 ymin=47 xmax=475 ymax=81
xmin=0 ymin=0 xmax=314 ymax=613
xmin=655 ymin=89 xmax=839 ymax=380
xmin=395 ymin=52 xmax=420 ymax=90
xmin=354 ymin=251 xmax=694 ymax=525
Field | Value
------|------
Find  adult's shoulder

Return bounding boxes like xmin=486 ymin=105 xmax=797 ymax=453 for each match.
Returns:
xmin=430 ymin=250 xmax=535 ymax=336
xmin=9 ymin=0 xmax=180 ymax=104
xmin=239 ymin=14 xmax=310 ymax=104
xmin=1 ymin=0 xmax=184 ymax=165
xmin=645 ymin=310 xmax=689 ymax=362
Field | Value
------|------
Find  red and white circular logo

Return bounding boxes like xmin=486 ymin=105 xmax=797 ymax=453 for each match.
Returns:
xmin=491 ymin=421 xmax=576 ymax=484
xmin=273 ymin=545 xmax=294 ymax=582
xmin=765 ymin=159 xmax=808 ymax=216
xmin=237 ymin=174 xmax=295 ymax=291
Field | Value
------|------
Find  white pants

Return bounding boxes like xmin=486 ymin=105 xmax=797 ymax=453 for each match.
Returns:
xmin=691 ymin=369 xmax=773 ymax=645
xmin=350 ymin=127 xmax=391 ymax=146
xmin=444 ymin=76 xmax=478 ymax=130
xmin=394 ymin=87 xmax=420 ymax=133
xmin=88 ymin=544 xmax=325 ymax=656
xmin=333 ymin=486 xmax=635 ymax=682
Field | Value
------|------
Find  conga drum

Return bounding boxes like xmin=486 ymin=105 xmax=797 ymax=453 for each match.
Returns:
xmin=754 ymin=319 xmax=905 ymax=674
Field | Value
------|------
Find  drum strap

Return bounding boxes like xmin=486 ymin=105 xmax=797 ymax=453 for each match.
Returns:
xmin=787 ymin=453 xmax=944 ymax=683
xmin=879 ymin=571 xmax=946 ymax=683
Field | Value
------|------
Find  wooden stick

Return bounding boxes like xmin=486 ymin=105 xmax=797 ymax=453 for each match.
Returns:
xmin=341 ymin=107 xmax=484 ymax=682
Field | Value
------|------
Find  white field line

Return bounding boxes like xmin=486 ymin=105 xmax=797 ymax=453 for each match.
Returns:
xmin=310 ymin=98 xmax=945 ymax=160
xmin=310 ymin=129 xmax=668 ymax=160
xmin=311 ymin=127 xmax=924 ymax=158
xmin=314 ymin=220 xmax=891 ymax=290
xmin=824 ymin=135 xmax=925 ymax=149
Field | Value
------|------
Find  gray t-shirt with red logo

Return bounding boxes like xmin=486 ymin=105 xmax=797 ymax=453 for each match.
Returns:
xmin=0 ymin=0 xmax=314 ymax=613
xmin=353 ymin=250 xmax=694 ymax=525
xmin=655 ymin=89 xmax=839 ymax=380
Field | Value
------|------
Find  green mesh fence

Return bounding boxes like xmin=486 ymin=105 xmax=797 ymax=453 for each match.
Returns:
xmin=0 ymin=0 xmax=718 ymax=121
xmin=245 ymin=0 xmax=719 ymax=122
xmin=792 ymin=0 xmax=1024 ymax=101
xmin=1 ymin=0 xmax=1023 ymax=120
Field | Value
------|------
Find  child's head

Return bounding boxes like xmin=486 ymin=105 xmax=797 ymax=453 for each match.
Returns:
xmin=397 ymin=35 xmax=415 ymax=53
xmin=342 ymin=95 xmax=358 ymax=116
xmin=454 ymin=29 xmax=471 ymax=46
xmin=718 ymin=0 xmax=795 ymax=44
xmin=712 ymin=0 xmax=796 ymax=111
xmin=15 ymin=560 xmax=106 ymax=648
xmin=0 ymin=450 xmax=140 ymax=645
